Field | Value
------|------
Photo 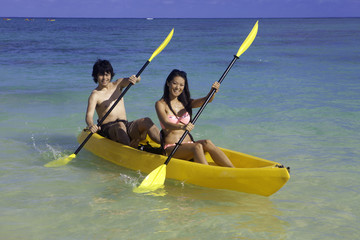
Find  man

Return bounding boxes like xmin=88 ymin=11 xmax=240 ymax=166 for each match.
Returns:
xmin=86 ymin=59 xmax=161 ymax=148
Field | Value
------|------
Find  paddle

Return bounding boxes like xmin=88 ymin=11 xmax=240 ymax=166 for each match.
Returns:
xmin=133 ymin=21 xmax=259 ymax=193
xmin=44 ymin=28 xmax=174 ymax=167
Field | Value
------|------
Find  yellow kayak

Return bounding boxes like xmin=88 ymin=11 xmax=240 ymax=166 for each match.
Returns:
xmin=78 ymin=130 xmax=290 ymax=196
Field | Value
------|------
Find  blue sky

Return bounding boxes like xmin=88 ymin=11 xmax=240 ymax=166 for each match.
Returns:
xmin=1 ymin=0 xmax=359 ymax=18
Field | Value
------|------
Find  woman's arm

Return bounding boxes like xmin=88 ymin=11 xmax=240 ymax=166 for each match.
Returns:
xmin=191 ymin=82 xmax=220 ymax=108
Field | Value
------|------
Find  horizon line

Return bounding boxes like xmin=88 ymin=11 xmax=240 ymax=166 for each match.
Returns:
xmin=2 ymin=16 xmax=360 ymax=19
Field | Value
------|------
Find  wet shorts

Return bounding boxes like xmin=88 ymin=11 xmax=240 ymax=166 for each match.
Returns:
xmin=98 ymin=119 xmax=136 ymax=141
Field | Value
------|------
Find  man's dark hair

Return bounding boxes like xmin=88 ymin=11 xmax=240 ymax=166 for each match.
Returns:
xmin=92 ymin=59 xmax=115 ymax=83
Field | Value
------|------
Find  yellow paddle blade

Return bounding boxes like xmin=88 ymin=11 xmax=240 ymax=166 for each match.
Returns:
xmin=44 ymin=153 xmax=76 ymax=167
xmin=148 ymin=28 xmax=174 ymax=62
xmin=133 ymin=164 xmax=166 ymax=193
xmin=236 ymin=21 xmax=259 ymax=57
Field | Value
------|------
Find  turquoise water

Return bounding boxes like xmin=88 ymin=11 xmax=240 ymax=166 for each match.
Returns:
xmin=0 ymin=18 xmax=359 ymax=239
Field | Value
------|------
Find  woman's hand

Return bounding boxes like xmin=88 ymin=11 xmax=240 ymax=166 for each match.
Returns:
xmin=212 ymin=81 xmax=220 ymax=92
xmin=183 ymin=122 xmax=194 ymax=132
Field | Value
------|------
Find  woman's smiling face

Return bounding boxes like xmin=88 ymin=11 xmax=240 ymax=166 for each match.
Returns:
xmin=168 ymin=76 xmax=185 ymax=98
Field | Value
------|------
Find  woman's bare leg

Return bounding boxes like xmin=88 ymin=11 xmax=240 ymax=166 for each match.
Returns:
xmin=197 ymin=139 xmax=234 ymax=168
xmin=165 ymin=142 xmax=208 ymax=165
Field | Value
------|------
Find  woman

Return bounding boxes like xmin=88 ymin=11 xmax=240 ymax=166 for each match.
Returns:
xmin=155 ymin=69 xmax=234 ymax=167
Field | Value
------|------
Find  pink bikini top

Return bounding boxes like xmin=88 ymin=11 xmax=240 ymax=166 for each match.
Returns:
xmin=160 ymin=112 xmax=191 ymax=129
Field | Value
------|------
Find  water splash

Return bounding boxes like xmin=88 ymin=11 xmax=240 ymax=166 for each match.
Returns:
xmin=46 ymin=144 xmax=63 ymax=159
xmin=31 ymin=134 xmax=67 ymax=161
xmin=119 ymin=173 xmax=138 ymax=186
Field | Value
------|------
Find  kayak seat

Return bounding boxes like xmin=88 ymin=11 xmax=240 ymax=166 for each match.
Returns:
xmin=138 ymin=141 xmax=164 ymax=155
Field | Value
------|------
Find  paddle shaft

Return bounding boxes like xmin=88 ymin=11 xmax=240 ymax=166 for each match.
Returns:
xmin=163 ymin=55 xmax=239 ymax=165
xmin=74 ymin=60 xmax=150 ymax=155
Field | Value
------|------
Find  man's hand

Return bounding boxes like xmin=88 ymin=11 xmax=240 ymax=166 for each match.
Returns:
xmin=129 ymin=75 xmax=141 ymax=85
xmin=88 ymin=125 xmax=100 ymax=133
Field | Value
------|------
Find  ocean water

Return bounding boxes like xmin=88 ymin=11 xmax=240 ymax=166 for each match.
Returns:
xmin=0 ymin=18 xmax=359 ymax=239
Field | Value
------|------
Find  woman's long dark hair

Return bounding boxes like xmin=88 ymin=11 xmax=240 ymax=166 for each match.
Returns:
xmin=161 ymin=69 xmax=193 ymax=118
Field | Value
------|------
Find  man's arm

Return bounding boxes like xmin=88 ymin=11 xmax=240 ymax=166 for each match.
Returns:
xmin=117 ymin=75 xmax=141 ymax=89
xmin=85 ymin=91 xmax=100 ymax=133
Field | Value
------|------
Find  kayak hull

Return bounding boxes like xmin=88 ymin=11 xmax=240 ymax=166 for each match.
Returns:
xmin=77 ymin=130 xmax=290 ymax=196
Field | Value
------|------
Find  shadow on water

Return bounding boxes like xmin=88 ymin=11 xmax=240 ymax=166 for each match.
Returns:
xmin=72 ymin=152 xmax=289 ymax=238
xmin=87 ymin=169 xmax=289 ymax=238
